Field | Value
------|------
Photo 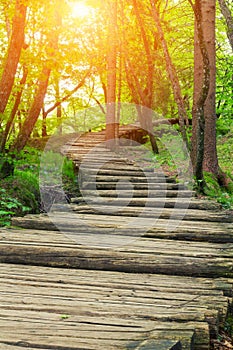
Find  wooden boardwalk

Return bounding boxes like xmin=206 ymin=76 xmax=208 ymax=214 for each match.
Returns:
xmin=0 ymin=128 xmax=233 ymax=350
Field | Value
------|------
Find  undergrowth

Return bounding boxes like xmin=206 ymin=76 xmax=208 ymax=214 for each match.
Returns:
xmin=0 ymin=147 xmax=79 ymax=227
xmin=143 ymin=130 xmax=233 ymax=208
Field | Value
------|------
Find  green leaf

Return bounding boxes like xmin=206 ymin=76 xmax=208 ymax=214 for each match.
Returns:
xmin=60 ymin=315 xmax=70 ymax=320
xmin=0 ymin=210 xmax=14 ymax=216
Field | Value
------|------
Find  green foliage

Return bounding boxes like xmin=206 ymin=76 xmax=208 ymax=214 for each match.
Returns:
xmin=225 ymin=314 xmax=233 ymax=337
xmin=14 ymin=147 xmax=41 ymax=172
xmin=40 ymin=150 xmax=76 ymax=183
xmin=39 ymin=150 xmax=80 ymax=198
xmin=0 ymin=188 xmax=30 ymax=227
xmin=217 ymin=132 xmax=233 ymax=176
xmin=0 ymin=147 xmax=79 ymax=226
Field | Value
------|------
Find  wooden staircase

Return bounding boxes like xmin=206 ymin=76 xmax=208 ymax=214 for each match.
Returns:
xmin=0 ymin=129 xmax=233 ymax=350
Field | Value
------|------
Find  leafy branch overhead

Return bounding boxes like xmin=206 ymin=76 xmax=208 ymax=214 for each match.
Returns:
xmin=0 ymin=0 xmax=232 ymax=191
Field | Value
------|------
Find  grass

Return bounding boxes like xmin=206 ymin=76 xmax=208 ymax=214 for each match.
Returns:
xmin=140 ymin=130 xmax=233 ymax=208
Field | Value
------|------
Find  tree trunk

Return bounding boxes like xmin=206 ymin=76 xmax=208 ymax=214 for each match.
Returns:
xmin=202 ymin=1 xmax=218 ymax=175
xmin=42 ymin=108 xmax=47 ymax=138
xmin=131 ymin=0 xmax=159 ymax=153
xmin=150 ymin=0 xmax=189 ymax=149
xmin=55 ymin=78 xmax=62 ymax=135
xmin=218 ymin=0 xmax=233 ymax=52
xmin=106 ymin=0 xmax=117 ymax=147
xmin=11 ymin=2 xmax=63 ymax=152
xmin=191 ymin=0 xmax=218 ymax=182
xmin=0 ymin=0 xmax=27 ymax=116
xmin=11 ymin=66 xmax=52 ymax=152
xmin=0 ymin=65 xmax=28 ymax=153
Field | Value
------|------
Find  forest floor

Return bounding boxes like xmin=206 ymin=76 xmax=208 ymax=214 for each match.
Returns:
xmin=212 ymin=332 xmax=233 ymax=350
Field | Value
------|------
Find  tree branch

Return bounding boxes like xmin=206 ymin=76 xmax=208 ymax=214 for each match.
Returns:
xmin=43 ymin=70 xmax=91 ymax=118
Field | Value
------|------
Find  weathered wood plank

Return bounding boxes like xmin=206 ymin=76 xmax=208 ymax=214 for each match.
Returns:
xmin=0 ymin=264 xmax=225 ymax=349
xmin=80 ymin=175 xmax=175 ymax=183
xmin=1 ymin=229 xmax=233 ymax=277
xmin=65 ymin=203 xmax=233 ymax=222
xmin=71 ymin=196 xmax=222 ymax=210
xmin=81 ymin=189 xmax=195 ymax=198
xmin=82 ymin=181 xmax=186 ymax=190
xmin=10 ymin=213 xmax=233 ymax=242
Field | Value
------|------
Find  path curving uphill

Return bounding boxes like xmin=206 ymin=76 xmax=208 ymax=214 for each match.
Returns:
xmin=0 ymin=128 xmax=233 ymax=350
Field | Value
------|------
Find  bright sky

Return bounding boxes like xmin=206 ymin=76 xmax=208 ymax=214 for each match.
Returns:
xmin=70 ymin=1 xmax=93 ymax=18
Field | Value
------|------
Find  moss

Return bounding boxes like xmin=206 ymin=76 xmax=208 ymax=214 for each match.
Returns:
xmin=204 ymin=172 xmax=233 ymax=209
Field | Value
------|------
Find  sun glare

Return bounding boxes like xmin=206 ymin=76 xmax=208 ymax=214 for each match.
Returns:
xmin=71 ymin=2 xmax=92 ymax=18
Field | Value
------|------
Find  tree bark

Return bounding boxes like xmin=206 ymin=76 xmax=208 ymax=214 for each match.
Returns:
xmin=131 ymin=0 xmax=159 ymax=153
xmin=106 ymin=0 xmax=117 ymax=147
xmin=202 ymin=1 xmax=218 ymax=175
xmin=0 ymin=65 xmax=28 ymax=153
xmin=0 ymin=0 xmax=27 ymax=116
xmin=11 ymin=1 xmax=64 ymax=152
xmin=11 ymin=66 xmax=52 ymax=152
xmin=190 ymin=0 xmax=218 ymax=184
xmin=188 ymin=0 xmax=220 ymax=192
xmin=55 ymin=79 xmax=62 ymax=135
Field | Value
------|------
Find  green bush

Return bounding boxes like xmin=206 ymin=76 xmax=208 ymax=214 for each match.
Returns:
xmin=0 ymin=188 xmax=31 ymax=227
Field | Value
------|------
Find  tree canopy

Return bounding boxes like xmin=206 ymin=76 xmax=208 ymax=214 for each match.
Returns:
xmin=0 ymin=0 xmax=232 ymax=189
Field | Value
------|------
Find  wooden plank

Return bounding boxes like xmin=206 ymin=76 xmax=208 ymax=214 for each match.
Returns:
xmin=0 ymin=263 xmax=230 ymax=291
xmin=0 ymin=264 xmax=224 ymax=349
xmin=79 ymin=163 xmax=154 ymax=172
xmin=81 ymin=189 xmax=194 ymax=198
xmin=71 ymin=195 xmax=222 ymax=210
xmin=82 ymin=182 xmax=186 ymax=190
xmin=1 ymin=229 xmax=233 ymax=277
xmin=10 ymin=214 xmax=233 ymax=241
xmin=81 ymin=175 xmax=175 ymax=183
xmin=67 ymin=203 xmax=233 ymax=222
xmin=79 ymin=169 xmax=164 ymax=177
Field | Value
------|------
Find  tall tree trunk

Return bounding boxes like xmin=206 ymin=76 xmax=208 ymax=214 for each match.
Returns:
xmin=106 ymin=0 xmax=117 ymax=147
xmin=202 ymin=1 xmax=218 ymax=175
xmin=42 ymin=108 xmax=47 ymax=138
xmin=0 ymin=0 xmax=27 ymax=116
xmin=0 ymin=65 xmax=28 ymax=153
xmin=11 ymin=1 xmax=63 ymax=152
xmin=150 ymin=0 xmax=189 ymax=149
xmin=11 ymin=66 xmax=52 ymax=152
xmin=55 ymin=78 xmax=62 ymax=135
xmin=189 ymin=0 xmax=218 ymax=192
xmin=218 ymin=0 xmax=233 ymax=51
xmin=116 ymin=49 xmax=122 ymax=140
xmin=131 ymin=0 xmax=159 ymax=154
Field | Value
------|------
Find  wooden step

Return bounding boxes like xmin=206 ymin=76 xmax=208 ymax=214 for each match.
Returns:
xmin=82 ymin=181 xmax=186 ymax=191
xmin=0 ymin=263 xmax=227 ymax=349
xmin=68 ymin=202 xmax=233 ymax=221
xmin=79 ymin=169 xmax=165 ymax=177
xmin=71 ymin=197 xmax=221 ymax=211
xmin=8 ymin=214 xmax=233 ymax=243
xmin=79 ymin=163 xmax=154 ymax=172
xmin=72 ymin=156 xmax=135 ymax=164
xmin=81 ymin=189 xmax=194 ymax=198
xmin=1 ymin=226 xmax=233 ymax=278
xmin=85 ymin=175 xmax=176 ymax=183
